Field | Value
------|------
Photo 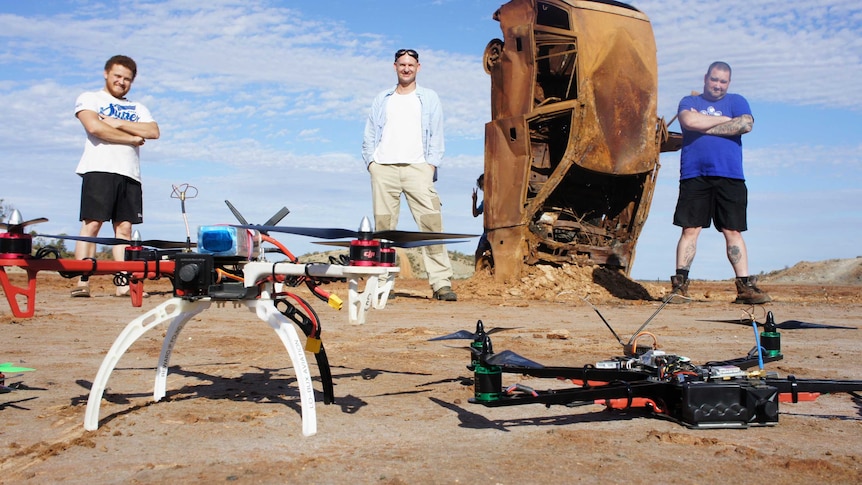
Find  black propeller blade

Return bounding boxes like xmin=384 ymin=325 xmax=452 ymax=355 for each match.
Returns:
xmin=483 ymin=350 xmax=544 ymax=369
xmin=700 ymin=318 xmax=856 ymax=330
xmin=314 ymin=239 xmax=470 ymax=249
xmin=37 ymin=234 xmax=192 ymax=250
xmin=233 ymin=222 xmax=476 ymax=245
xmin=429 ymin=325 xmax=520 ymax=342
xmin=225 ymin=200 xmax=290 ymax=231
xmin=700 ymin=310 xmax=856 ymax=331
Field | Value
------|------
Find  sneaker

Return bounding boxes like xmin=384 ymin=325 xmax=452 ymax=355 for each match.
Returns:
xmin=70 ymin=286 xmax=90 ymax=298
xmin=734 ymin=276 xmax=772 ymax=304
xmin=433 ymin=286 xmax=457 ymax=301
xmin=667 ymin=275 xmax=690 ymax=304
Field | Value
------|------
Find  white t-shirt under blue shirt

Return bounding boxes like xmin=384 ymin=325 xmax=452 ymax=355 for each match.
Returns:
xmin=372 ymin=91 xmax=425 ymax=165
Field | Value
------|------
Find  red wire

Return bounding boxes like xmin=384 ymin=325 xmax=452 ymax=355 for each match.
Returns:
xmin=261 ymin=233 xmax=298 ymax=262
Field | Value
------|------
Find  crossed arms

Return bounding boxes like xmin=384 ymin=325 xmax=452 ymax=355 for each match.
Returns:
xmin=679 ymin=108 xmax=753 ymax=137
xmin=77 ymin=110 xmax=160 ymax=146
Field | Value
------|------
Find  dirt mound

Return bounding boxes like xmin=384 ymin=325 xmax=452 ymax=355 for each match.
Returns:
xmin=761 ymin=257 xmax=862 ymax=285
xmin=459 ymin=262 xmax=656 ymax=304
xmin=300 ymin=249 xmax=862 ymax=304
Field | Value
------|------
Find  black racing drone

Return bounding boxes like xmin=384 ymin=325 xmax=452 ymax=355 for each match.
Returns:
xmin=432 ymin=309 xmax=862 ymax=429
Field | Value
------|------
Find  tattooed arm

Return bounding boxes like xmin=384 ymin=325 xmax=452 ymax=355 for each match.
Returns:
xmin=679 ymin=108 xmax=753 ymax=136
xmin=705 ymin=114 xmax=753 ymax=136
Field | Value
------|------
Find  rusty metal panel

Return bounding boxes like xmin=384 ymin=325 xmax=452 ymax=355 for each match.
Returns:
xmin=483 ymin=116 xmax=531 ymax=228
xmin=482 ymin=0 xmax=674 ymax=281
xmin=489 ymin=0 xmax=537 ymax=119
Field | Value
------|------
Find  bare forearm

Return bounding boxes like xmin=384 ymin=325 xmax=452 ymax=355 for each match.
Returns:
xmin=89 ymin=123 xmax=146 ymax=145
xmin=102 ymin=118 xmax=160 ymax=139
xmin=679 ymin=109 xmax=730 ymax=132
xmin=78 ymin=111 xmax=146 ymax=146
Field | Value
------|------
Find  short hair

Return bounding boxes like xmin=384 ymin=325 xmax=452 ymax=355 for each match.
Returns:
xmin=105 ymin=55 xmax=138 ymax=80
xmin=707 ymin=61 xmax=732 ymax=77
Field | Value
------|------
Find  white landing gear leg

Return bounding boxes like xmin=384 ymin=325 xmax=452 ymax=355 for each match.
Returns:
xmin=347 ymin=269 xmax=399 ymax=325
xmin=84 ymin=297 xmax=317 ymax=437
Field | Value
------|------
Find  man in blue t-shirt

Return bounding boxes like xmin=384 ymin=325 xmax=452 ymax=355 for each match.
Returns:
xmin=669 ymin=61 xmax=771 ymax=305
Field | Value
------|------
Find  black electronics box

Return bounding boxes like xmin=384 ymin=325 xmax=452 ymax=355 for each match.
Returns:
xmin=671 ymin=381 xmax=779 ymax=428
xmin=172 ymin=253 xmax=214 ymax=298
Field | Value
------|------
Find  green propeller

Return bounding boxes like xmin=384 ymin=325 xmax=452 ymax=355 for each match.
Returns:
xmin=0 ymin=362 xmax=35 ymax=373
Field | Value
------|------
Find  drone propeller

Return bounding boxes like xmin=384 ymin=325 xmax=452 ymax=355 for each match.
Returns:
xmin=700 ymin=308 xmax=856 ymax=330
xmin=37 ymin=233 xmax=192 ymax=250
xmin=225 ymin=200 xmax=290 ymax=231
xmin=701 ymin=318 xmax=855 ymax=330
xmin=0 ymin=362 xmax=36 ymax=373
xmin=429 ymin=320 xmax=520 ymax=341
xmin=0 ymin=209 xmax=48 ymax=233
xmin=234 ymin=216 xmax=476 ymax=245
xmin=481 ymin=350 xmax=544 ymax=369
xmin=316 ymin=239 xmax=470 ymax=249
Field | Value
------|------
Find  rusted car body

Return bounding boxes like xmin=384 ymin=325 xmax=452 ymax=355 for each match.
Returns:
xmin=482 ymin=0 xmax=678 ymax=281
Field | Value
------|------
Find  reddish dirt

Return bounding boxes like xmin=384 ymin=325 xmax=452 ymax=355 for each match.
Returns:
xmin=1 ymin=264 xmax=861 ymax=483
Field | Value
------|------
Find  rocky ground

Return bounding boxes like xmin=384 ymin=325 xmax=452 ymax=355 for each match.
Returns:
xmin=1 ymin=257 xmax=860 ymax=483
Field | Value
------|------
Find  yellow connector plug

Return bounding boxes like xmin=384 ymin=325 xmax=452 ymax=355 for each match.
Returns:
xmin=328 ymin=293 xmax=343 ymax=310
xmin=305 ymin=337 xmax=322 ymax=354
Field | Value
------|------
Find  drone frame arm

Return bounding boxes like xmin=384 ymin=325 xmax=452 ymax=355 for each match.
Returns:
xmin=0 ymin=259 xmax=176 ymax=318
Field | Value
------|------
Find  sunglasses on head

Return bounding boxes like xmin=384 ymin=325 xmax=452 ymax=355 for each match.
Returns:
xmin=395 ymin=49 xmax=419 ymax=61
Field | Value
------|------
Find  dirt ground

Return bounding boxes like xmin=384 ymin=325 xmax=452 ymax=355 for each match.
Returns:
xmin=1 ymin=262 xmax=861 ymax=484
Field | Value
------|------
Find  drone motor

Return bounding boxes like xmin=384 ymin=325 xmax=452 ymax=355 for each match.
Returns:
xmin=0 ymin=209 xmax=48 ymax=259
xmin=0 ymin=232 xmax=32 ymax=259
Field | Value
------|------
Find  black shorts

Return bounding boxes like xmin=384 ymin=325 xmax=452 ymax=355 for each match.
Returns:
xmin=79 ymin=172 xmax=143 ymax=224
xmin=673 ymin=176 xmax=747 ymax=232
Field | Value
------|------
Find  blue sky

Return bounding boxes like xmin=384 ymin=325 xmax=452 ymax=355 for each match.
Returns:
xmin=1 ymin=0 xmax=860 ymax=281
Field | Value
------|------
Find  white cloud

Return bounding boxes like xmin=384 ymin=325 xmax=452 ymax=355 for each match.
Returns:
xmin=1 ymin=0 xmax=860 ymax=280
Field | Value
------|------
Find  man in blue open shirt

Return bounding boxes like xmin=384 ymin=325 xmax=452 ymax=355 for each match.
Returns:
xmin=362 ymin=49 xmax=456 ymax=301
xmin=670 ymin=61 xmax=771 ymax=305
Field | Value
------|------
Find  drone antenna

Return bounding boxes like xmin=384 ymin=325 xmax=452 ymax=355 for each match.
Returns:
xmin=579 ymin=296 xmax=624 ymax=346
xmin=171 ymin=183 xmax=198 ymax=251
xmin=624 ymin=295 xmax=673 ymax=348
xmin=751 ymin=318 xmax=765 ymax=372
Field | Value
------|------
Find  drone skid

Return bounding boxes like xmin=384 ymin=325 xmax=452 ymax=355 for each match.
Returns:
xmin=82 ymin=259 xmax=399 ymax=436
xmin=84 ymin=296 xmax=318 ymax=436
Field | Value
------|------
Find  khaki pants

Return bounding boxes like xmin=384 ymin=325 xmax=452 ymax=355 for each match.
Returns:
xmin=369 ymin=162 xmax=453 ymax=291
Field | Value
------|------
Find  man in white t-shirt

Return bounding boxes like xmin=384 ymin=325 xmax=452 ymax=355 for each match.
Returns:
xmin=71 ymin=55 xmax=160 ymax=298
xmin=361 ymin=49 xmax=456 ymax=301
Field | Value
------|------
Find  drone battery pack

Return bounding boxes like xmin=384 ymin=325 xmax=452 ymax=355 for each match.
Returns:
xmin=197 ymin=225 xmax=258 ymax=259
xmin=672 ymin=381 xmax=779 ymax=428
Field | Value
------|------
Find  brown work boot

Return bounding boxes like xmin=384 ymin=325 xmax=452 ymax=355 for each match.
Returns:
xmin=433 ymin=286 xmax=457 ymax=302
xmin=668 ymin=275 xmax=690 ymax=304
xmin=734 ymin=276 xmax=772 ymax=304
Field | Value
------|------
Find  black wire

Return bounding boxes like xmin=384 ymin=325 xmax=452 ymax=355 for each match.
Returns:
xmin=34 ymin=246 xmax=60 ymax=259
